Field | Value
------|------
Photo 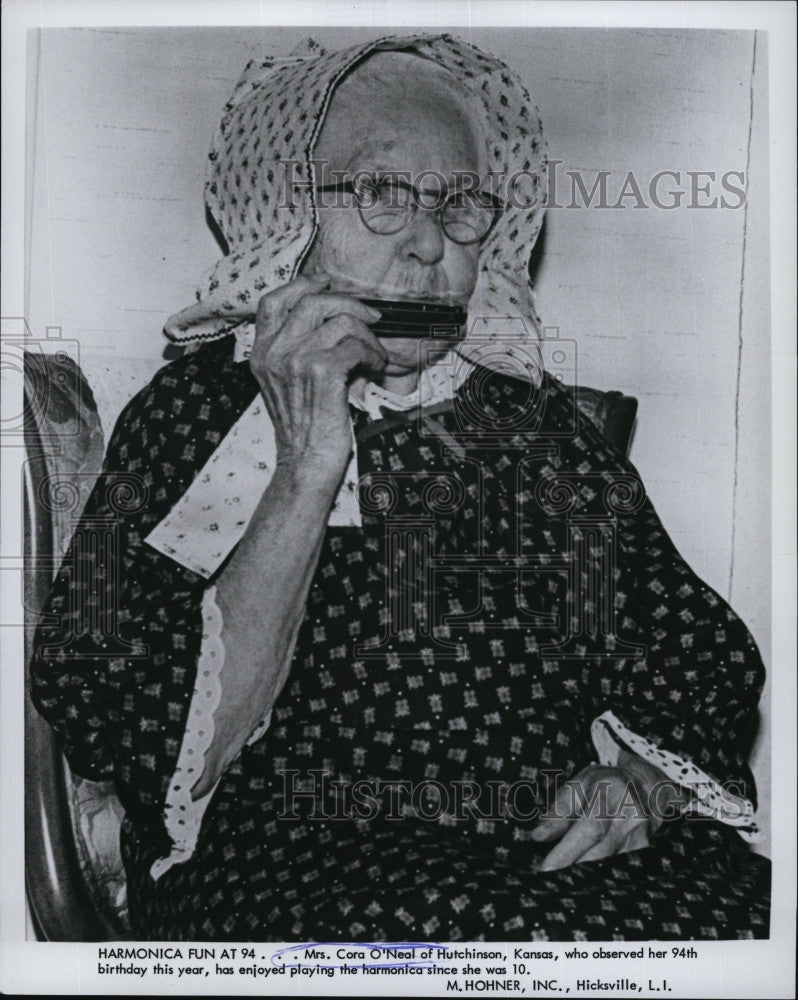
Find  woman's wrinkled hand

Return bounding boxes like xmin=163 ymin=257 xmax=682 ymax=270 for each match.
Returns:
xmin=530 ymin=750 xmax=688 ymax=872
xmin=250 ymin=275 xmax=387 ymax=476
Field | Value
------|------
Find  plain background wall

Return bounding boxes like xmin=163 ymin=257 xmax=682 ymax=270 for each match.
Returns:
xmin=25 ymin=26 xmax=771 ymax=848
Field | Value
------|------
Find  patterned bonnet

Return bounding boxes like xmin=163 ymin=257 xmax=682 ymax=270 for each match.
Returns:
xmin=163 ymin=32 xmax=548 ymax=389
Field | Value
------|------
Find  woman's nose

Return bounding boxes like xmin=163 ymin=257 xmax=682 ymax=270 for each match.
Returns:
xmin=398 ymin=207 xmax=446 ymax=265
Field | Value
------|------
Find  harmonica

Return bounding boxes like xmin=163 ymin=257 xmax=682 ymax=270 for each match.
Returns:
xmin=359 ymin=297 xmax=468 ymax=338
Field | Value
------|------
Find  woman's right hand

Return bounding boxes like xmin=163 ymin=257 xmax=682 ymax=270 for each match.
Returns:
xmin=250 ymin=275 xmax=387 ymax=478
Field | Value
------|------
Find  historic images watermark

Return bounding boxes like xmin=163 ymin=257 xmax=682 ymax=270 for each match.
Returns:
xmin=276 ymin=768 xmax=752 ymax=825
xmin=277 ymin=159 xmax=747 ymax=212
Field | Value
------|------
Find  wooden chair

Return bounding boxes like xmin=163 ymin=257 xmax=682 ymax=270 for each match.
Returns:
xmin=23 ymin=351 xmax=637 ymax=940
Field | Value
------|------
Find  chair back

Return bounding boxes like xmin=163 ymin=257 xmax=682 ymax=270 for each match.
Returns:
xmin=24 ymin=350 xmax=130 ymax=939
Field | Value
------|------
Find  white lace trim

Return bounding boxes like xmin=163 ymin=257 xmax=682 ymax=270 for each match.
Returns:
xmin=591 ymin=710 xmax=760 ymax=843
xmin=150 ymin=585 xmax=271 ymax=881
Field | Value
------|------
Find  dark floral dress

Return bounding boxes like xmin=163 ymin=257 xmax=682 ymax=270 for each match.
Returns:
xmin=30 ymin=337 xmax=770 ymax=941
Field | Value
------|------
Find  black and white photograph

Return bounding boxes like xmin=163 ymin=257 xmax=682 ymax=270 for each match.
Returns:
xmin=1 ymin=1 xmax=795 ymax=996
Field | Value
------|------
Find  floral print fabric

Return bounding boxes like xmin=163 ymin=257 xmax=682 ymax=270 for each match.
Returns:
xmin=30 ymin=339 xmax=770 ymax=941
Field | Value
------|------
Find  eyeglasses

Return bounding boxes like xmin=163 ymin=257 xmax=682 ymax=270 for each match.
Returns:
xmin=314 ymin=174 xmax=504 ymax=245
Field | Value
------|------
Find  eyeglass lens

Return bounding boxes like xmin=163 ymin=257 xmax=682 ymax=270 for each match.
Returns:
xmin=354 ymin=177 xmax=496 ymax=243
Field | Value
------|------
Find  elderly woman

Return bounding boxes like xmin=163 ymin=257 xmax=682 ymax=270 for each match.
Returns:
xmin=30 ymin=34 xmax=769 ymax=941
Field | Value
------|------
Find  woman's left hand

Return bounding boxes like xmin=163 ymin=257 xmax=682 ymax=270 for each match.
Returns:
xmin=530 ymin=749 xmax=687 ymax=871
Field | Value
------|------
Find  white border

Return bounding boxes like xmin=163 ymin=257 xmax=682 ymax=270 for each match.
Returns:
xmin=2 ymin=1 xmax=795 ymax=996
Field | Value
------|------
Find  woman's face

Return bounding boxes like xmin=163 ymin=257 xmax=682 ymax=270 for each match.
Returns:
xmin=302 ymin=64 xmax=482 ymax=383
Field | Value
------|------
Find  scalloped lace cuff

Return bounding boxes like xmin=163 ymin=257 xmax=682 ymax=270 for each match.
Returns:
xmin=591 ymin=710 xmax=760 ymax=843
xmin=150 ymin=585 xmax=271 ymax=881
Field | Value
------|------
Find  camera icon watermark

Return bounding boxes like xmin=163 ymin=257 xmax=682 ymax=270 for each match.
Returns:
xmin=413 ymin=318 xmax=580 ymax=445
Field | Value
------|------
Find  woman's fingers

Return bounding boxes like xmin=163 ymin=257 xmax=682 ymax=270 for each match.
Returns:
xmin=531 ymin=765 xmax=657 ymax=873
xmin=572 ymin=824 xmax=628 ymax=865
xmin=254 ymin=284 xmax=384 ymax=368
xmin=285 ymin=291 xmax=382 ymax=333
xmin=327 ymin=335 xmax=387 ymax=377
xmin=573 ymin=817 xmax=650 ymax=865
xmin=530 ymin=770 xmax=592 ymax=842
xmin=538 ymin=816 xmax=606 ymax=872
xmin=315 ymin=318 xmax=388 ymax=375
xmin=255 ymin=274 xmax=331 ymax=339
xmin=529 ymin=814 xmax=571 ymax=843
xmin=620 ymin=821 xmax=651 ymax=855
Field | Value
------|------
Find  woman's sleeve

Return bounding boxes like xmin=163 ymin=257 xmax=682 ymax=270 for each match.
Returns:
xmin=29 ymin=372 xmax=217 ymax=854
xmin=150 ymin=585 xmax=272 ymax=880
xmin=586 ymin=490 xmax=765 ymax=835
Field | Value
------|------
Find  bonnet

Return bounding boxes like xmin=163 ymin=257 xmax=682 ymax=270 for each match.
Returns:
xmin=147 ymin=34 xmax=549 ymax=577
xmin=165 ymin=32 xmax=547 ymax=371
